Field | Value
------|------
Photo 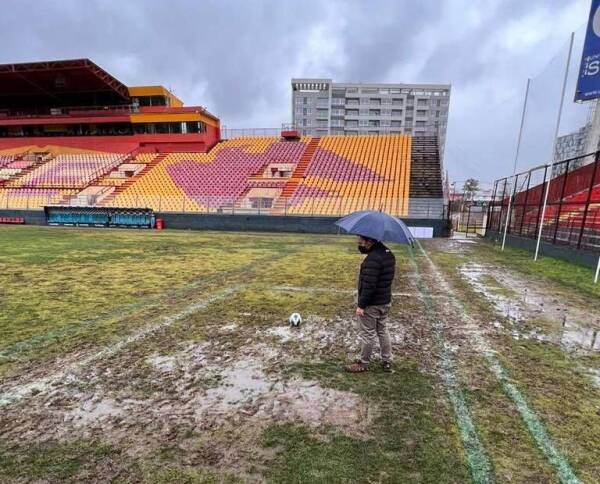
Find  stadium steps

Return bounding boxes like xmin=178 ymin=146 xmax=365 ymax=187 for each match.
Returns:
xmin=101 ymin=153 xmax=167 ymax=206
xmin=0 ymin=155 xmax=53 ymax=188
xmin=271 ymin=137 xmax=320 ymax=213
xmin=77 ymin=151 xmax=136 ymax=191
xmin=409 ymin=136 xmax=443 ymax=198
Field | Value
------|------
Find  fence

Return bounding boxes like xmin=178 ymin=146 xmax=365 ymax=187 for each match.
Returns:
xmin=220 ymin=124 xmax=444 ymax=140
xmin=0 ymin=193 xmax=448 ymax=220
xmin=487 ymin=151 xmax=600 ymax=252
xmin=451 ymin=202 xmax=488 ymax=236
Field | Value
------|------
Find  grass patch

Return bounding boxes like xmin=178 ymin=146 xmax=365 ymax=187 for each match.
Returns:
xmin=0 ymin=440 xmax=113 ymax=481
xmin=264 ymin=360 xmax=469 ymax=483
xmin=424 ymin=240 xmax=600 ymax=482
xmin=471 ymin=239 xmax=600 ymax=300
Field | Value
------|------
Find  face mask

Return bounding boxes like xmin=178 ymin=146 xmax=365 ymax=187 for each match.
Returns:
xmin=358 ymin=245 xmax=369 ymax=254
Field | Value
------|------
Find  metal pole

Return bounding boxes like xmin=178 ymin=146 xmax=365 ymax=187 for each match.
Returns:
xmin=535 ymin=31 xmax=574 ymax=261
xmin=502 ymin=78 xmax=530 ymax=250
xmin=595 ymin=255 xmax=600 ymax=284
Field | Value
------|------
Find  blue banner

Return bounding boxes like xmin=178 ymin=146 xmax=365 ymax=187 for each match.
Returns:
xmin=576 ymin=0 xmax=600 ymax=101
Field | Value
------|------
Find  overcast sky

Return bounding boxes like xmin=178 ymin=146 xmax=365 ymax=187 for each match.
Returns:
xmin=1 ymin=0 xmax=593 ymax=186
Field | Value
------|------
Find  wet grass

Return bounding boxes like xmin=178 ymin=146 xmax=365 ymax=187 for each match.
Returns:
xmin=0 ymin=227 xmax=354 ymax=378
xmin=0 ymin=440 xmax=114 ymax=481
xmin=424 ymin=239 xmax=600 ymax=482
xmin=266 ymin=359 xmax=469 ymax=483
xmin=3 ymin=226 xmax=599 ymax=482
xmin=471 ymin=238 xmax=600 ymax=300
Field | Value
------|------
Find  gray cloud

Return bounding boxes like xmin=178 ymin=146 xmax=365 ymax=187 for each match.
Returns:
xmin=0 ymin=0 xmax=591 ymax=185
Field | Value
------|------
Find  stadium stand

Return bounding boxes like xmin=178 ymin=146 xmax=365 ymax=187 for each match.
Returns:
xmin=286 ymin=135 xmax=412 ymax=215
xmin=8 ymin=153 xmax=127 ymax=188
xmin=0 ymin=133 xmax=446 ymax=217
xmin=0 ymin=58 xmax=449 ymax=219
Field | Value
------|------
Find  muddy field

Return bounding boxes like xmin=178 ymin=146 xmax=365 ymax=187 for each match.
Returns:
xmin=0 ymin=226 xmax=599 ymax=483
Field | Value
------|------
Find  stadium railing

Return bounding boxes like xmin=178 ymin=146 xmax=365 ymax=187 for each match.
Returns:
xmin=0 ymin=194 xmax=448 ymax=219
xmin=487 ymin=151 xmax=600 ymax=252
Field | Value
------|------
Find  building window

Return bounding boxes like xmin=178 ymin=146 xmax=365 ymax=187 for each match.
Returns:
xmin=417 ymin=99 xmax=429 ymax=106
xmin=346 ymin=98 xmax=359 ymax=105
xmin=346 ymin=87 xmax=359 ymax=94
xmin=359 ymin=109 xmax=369 ymax=116
xmin=369 ymin=109 xmax=381 ymax=116
xmin=382 ymin=109 xmax=391 ymax=115
xmin=381 ymin=119 xmax=391 ymax=127
xmin=416 ymin=120 xmax=426 ymax=127
xmin=369 ymin=120 xmax=380 ymax=127
xmin=392 ymin=98 xmax=403 ymax=105
xmin=416 ymin=110 xmax=428 ymax=116
xmin=346 ymin=109 xmax=359 ymax=116
xmin=303 ymin=97 xmax=308 ymax=104
xmin=360 ymin=97 xmax=370 ymax=105
xmin=346 ymin=120 xmax=359 ymax=127
xmin=391 ymin=120 xmax=402 ymax=127
xmin=391 ymin=109 xmax=402 ymax=116
xmin=369 ymin=98 xmax=381 ymax=105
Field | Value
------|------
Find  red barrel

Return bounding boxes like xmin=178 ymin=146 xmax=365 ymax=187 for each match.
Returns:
xmin=156 ymin=218 xmax=164 ymax=230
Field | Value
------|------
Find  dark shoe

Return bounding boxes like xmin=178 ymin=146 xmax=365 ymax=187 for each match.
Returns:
xmin=382 ymin=361 xmax=393 ymax=373
xmin=346 ymin=361 xmax=369 ymax=373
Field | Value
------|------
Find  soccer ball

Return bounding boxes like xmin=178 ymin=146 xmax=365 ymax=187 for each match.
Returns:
xmin=289 ymin=312 xmax=302 ymax=327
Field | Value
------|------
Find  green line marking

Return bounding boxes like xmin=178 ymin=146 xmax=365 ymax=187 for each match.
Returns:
xmin=408 ymin=245 xmax=495 ymax=483
xmin=415 ymin=241 xmax=580 ymax=484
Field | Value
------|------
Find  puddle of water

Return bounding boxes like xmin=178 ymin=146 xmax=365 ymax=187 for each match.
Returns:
xmin=460 ymin=264 xmax=525 ymax=322
xmin=267 ymin=325 xmax=303 ymax=343
xmin=68 ymin=397 xmax=125 ymax=426
xmin=201 ymin=360 xmax=275 ymax=410
xmin=460 ymin=263 xmax=600 ymax=352
xmin=145 ymin=355 xmax=176 ymax=372
xmin=587 ymin=368 xmax=600 ymax=387
xmin=563 ymin=328 xmax=600 ymax=351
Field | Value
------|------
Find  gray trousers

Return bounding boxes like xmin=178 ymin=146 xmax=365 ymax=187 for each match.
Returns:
xmin=357 ymin=303 xmax=392 ymax=364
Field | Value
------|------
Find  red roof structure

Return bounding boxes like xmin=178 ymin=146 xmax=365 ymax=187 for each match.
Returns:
xmin=0 ymin=58 xmax=130 ymax=110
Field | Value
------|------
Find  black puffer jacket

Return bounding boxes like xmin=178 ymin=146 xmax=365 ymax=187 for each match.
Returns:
xmin=357 ymin=242 xmax=396 ymax=309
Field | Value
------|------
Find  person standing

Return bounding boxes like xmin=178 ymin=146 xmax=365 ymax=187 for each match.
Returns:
xmin=347 ymin=235 xmax=396 ymax=373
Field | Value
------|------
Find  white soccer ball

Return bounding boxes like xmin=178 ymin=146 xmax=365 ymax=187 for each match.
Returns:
xmin=289 ymin=312 xmax=302 ymax=327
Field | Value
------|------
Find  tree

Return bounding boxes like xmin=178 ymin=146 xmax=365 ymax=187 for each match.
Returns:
xmin=462 ymin=178 xmax=480 ymax=202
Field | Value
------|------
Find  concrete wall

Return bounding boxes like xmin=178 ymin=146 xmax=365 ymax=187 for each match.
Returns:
xmin=486 ymin=230 xmax=599 ymax=269
xmin=0 ymin=209 xmax=451 ymax=237
xmin=156 ymin=212 xmax=450 ymax=236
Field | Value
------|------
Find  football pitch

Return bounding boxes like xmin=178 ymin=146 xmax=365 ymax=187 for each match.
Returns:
xmin=1 ymin=226 xmax=599 ymax=483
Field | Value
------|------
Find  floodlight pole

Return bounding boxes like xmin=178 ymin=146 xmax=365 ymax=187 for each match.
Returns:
xmin=534 ymin=31 xmax=575 ymax=261
xmin=502 ymin=78 xmax=531 ymax=251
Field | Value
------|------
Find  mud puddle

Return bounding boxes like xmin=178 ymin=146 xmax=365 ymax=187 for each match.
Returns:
xmin=460 ymin=263 xmax=600 ymax=352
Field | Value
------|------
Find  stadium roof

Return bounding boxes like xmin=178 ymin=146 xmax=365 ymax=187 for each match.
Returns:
xmin=0 ymin=58 xmax=131 ymax=109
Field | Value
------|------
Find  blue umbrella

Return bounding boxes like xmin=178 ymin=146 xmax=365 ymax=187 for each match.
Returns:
xmin=335 ymin=210 xmax=415 ymax=245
